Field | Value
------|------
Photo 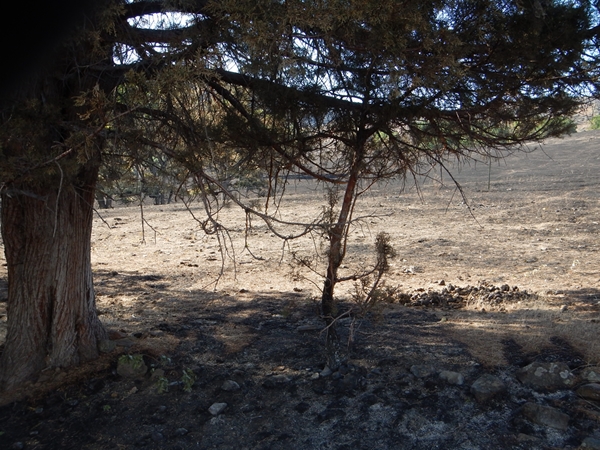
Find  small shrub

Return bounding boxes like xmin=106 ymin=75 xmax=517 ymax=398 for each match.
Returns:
xmin=181 ymin=369 xmax=196 ymax=393
xmin=156 ymin=376 xmax=169 ymax=394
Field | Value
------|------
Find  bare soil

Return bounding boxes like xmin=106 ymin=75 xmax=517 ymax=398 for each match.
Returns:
xmin=0 ymin=130 xmax=599 ymax=449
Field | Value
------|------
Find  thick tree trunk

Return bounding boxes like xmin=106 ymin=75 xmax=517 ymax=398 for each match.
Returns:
xmin=0 ymin=164 xmax=106 ymax=390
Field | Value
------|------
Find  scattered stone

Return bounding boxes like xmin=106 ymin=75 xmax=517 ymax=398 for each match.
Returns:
xmin=516 ymin=433 xmax=541 ymax=444
xmin=113 ymin=338 xmax=135 ymax=349
xmin=521 ymin=402 xmax=570 ymax=430
xmin=576 ymin=383 xmax=600 ymax=401
xmin=470 ymin=374 xmax=506 ymax=402
xmin=221 ymin=380 xmax=241 ymax=392
xmin=108 ymin=329 xmax=128 ymax=340
xmin=333 ymin=374 xmax=359 ymax=394
xmin=116 ymin=354 xmax=148 ymax=379
xmin=174 ymin=428 xmax=189 ymax=436
xmin=11 ymin=442 xmax=24 ymax=450
xmin=151 ymin=431 xmax=165 ymax=442
xmin=310 ymin=372 xmax=319 ymax=380
xmin=294 ymin=402 xmax=310 ymax=414
xmin=410 ymin=365 xmax=435 ymax=378
xmin=582 ymin=437 xmax=600 ymax=449
xmin=403 ymin=266 xmax=417 ymax=274
xmin=208 ymin=402 xmax=227 ymax=416
xmin=439 ymin=370 xmax=464 ymax=385
xmin=320 ymin=366 xmax=333 ymax=377
xmin=516 ymin=361 xmax=574 ymax=390
xmin=98 ymin=339 xmax=116 ymax=353
xmin=582 ymin=367 xmax=600 ymax=382
xmin=262 ymin=374 xmax=291 ymax=388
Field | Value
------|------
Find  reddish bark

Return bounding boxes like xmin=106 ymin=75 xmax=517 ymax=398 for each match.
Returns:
xmin=321 ymin=158 xmax=361 ymax=369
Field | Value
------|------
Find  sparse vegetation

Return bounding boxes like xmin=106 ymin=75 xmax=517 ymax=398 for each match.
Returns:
xmin=590 ymin=115 xmax=600 ymax=129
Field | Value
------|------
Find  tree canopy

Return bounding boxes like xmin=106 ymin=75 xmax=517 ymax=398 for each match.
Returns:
xmin=1 ymin=0 xmax=599 ymax=387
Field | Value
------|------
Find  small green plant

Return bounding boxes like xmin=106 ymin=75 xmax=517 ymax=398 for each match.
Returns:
xmin=156 ymin=376 xmax=169 ymax=394
xmin=118 ymin=354 xmax=144 ymax=369
xmin=591 ymin=115 xmax=600 ymax=130
xmin=159 ymin=355 xmax=172 ymax=366
xmin=102 ymin=405 xmax=112 ymax=413
xmin=181 ymin=369 xmax=196 ymax=393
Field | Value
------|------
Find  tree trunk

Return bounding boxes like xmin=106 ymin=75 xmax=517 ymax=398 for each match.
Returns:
xmin=321 ymin=163 xmax=360 ymax=370
xmin=0 ymin=163 xmax=106 ymax=390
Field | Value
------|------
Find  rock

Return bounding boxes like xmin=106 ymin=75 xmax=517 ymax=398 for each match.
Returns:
xmin=221 ymin=380 xmax=241 ymax=392
xmin=521 ymin=402 xmax=570 ymax=430
xmin=262 ymin=374 xmax=291 ymax=388
xmin=108 ymin=329 xmax=128 ymax=340
xmin=116 ymin=354 xmax=148 ymax=378
xmin=294 ymin=402 xmax=310 ymax=414
xmin=208 ymin=402 xmax=227 ymax=416
xmin=151 ymin=431 xmax=165 ymax=442
xmin=320 ymin=366 xmax=333 ymax=377
xmin=516 ymin=433 xmax=541 ymax=444
xmin=98 ymin=339 xmax=116 ymax=353
xmin=516 ymin=361 xmax=574 ymax=390
xmin=174 ymin=428 xmax=189 ymax=436
xmin=113 ymin=338 xmax=135 ymax=349
xmin=576 ymin=383 xmax=600 ymax=401
xmin=410 ymin=365 xmax=435 ymax=378
xmin=582 ymin=367 xmax=600 ymax=382
xmin=11 ymin=443 xmax=24 ymax=450
xmin=470 ymin=374 xmax=506 ymax=402
xmin=334 ymin=374 xmax=359 ymax=394
xmin=582 ymin=437 xmax=600 ymax=449
xmin=439 ymin=370 xmax=464 ymax=385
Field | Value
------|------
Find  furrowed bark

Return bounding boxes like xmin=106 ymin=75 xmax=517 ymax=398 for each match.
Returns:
xmin=0 ymin=161 xmax=106 ymax=390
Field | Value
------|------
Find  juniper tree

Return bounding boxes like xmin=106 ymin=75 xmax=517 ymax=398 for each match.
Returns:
xmin=0 ymin=0 xmax=597 ymax=388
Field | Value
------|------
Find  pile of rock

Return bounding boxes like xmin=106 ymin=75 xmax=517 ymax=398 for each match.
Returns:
xmin=396 ymin=280 xmax=536 ymax=309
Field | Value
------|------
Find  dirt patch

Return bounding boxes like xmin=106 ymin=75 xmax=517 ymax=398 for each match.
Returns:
xmin=0 ymin=131 xmax=599 ymax=449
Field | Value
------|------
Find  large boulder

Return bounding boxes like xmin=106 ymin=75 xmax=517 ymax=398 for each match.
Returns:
xmin=516 ymin=362 xmax=574 ymax=391
xmin=521 ymin=402 xmax=570 ymax=430
xmin=470 ymin=374 xmax=506 ymax=402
